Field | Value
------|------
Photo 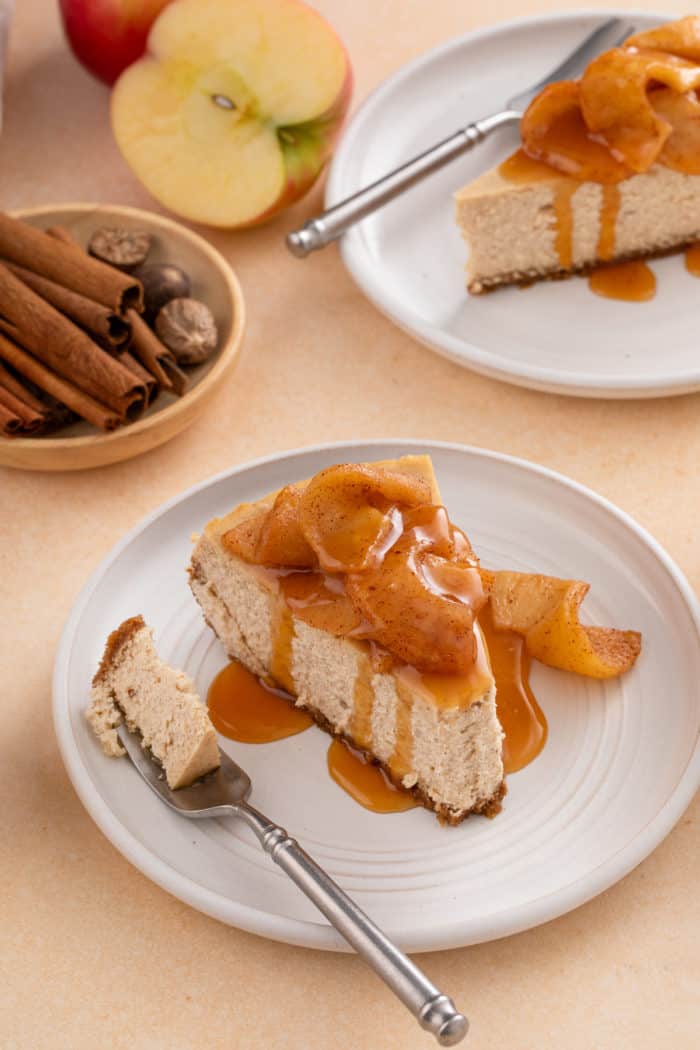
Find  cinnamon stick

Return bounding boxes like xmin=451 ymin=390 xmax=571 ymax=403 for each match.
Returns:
xmin=0 ymin=334 xmax=120 ymax=432
xmin=0 ymin=213 xmax=143 ymax=312
xmin=4 ymin=262 xmax=131 ymax=350
xmin=159 ymin=355 xmax=189 ymax=397
xmin=0 ymin=381 xmax=44 ymax=432
xmin=120 ymin=351 xmax=158 ymax=406
xmin=0 ymin=401 xmax=22 ymax=435
xmin=126 ymin=309 xmax=174 ymax=391
xmin=46 ymin=225 xmax=82 ymax=249
xmin=0 ymin=361 xmax=47 ymax=413
xmin=0 ymin=262 xmax=146 ymax=419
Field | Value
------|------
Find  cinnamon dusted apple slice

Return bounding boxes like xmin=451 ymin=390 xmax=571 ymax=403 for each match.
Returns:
xmin=111 ymin=0 xmax=351 ymax=227
xmin=298 ymin=463 xmax=432 ymax=573
xmin=345 ymin=506 xmax=486 ymax=675
xmin=483 ymin=570 xmax=641 ymax=679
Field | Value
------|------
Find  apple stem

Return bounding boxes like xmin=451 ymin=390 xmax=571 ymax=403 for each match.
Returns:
xmin=211 ymin=94 xmax=236 ymax=111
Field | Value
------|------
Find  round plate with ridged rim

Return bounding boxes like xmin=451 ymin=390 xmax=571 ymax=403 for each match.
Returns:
xmin=53 ymin=440 xmax=700 ymax=950
xmin=324 ymin=10 xmax=700 ymax=399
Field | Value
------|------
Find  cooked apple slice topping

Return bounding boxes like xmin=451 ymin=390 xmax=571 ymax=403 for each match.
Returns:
xmin=653 ymin=88 xmax=700 ymax=174
xmin=521 ymin=81 xmax=632 ymax=182
xmin=580 ymin=47 xmax=700 ymax=172
xmin=222 ymin=462 xmax=640 ymax=680
xmin=222 ymin=506 xmax=268 ymax=562
xmin=521 ymin=17 xmax=700 ymax=179
xmin=278 ymin=571 xmax=364 ymax=636
xmin=254 ymin=484 xmax=317 ymax=567
xmin=346 ymin=506 xmax=486 ymax=675
xmin=298 ymin=463 xmax=432 ymax=573
xmin=625 ymin=16 xmax=700 ymax=61
xmin=483 ymin=570 xmax=641 ymax=679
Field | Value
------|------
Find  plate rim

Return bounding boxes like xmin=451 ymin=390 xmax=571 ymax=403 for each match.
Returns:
xmin=52 ymin=439 xmax=700 ymax=951
xmin=325 ymin=8 xmax=699 ymax=400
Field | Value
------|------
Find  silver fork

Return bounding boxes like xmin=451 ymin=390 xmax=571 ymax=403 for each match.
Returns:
xmin=118 ymin=723 xmax=469 ymax=1046
xmin=286 ymin=18 xmax=634 ymax=258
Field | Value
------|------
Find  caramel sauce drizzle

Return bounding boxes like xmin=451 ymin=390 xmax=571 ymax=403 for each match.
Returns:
xmin=270 ymin=598 xmax=295 ymax=695
xmin=685 ymin=243 xmax=700 ymax=275
xmin=207 ymin=618 xmax=546 ymax=811
xmin=350 ymin=655 xmax=374 ymax=751
xmin=390 ymin=681 xmax=415 ymax=781
xmin=478 ymin=603 xmax=547 ymax=773
xmin=498 ymin=151 xmax=659 ymax=301
xmin=553 ymin=184 xmax=576 ymax=270
xmin=596 ymin=184 xmax=621 ymax=262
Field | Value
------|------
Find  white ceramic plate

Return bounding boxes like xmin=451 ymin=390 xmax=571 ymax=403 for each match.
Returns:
xmin=53 ymin=441 xmax=700 ymax=951
xmin=325 ymin=10 xmax=700 ymax=399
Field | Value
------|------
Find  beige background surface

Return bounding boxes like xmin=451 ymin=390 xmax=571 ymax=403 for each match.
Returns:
xmin=1 ymin=1 xmax=698 ymax=1047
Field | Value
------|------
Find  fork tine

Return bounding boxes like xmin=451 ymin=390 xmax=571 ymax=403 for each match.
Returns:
xmin=117 ymin=722 xmax=252 ymax=816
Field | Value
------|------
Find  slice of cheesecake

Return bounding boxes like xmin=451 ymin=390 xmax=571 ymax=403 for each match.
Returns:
xmin=190 ymin=456 xmax=505 ymax=824
xmin=87 ymin=615 xmax=220 ymax=789
xmin=455 ymin=18 xmax=700 ymax=293
xmin=455 ymin=160 xmax=700 ymax=293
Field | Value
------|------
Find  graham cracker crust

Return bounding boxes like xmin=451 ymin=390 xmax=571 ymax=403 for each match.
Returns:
xmin=468 ymin=237 xmax=700 ymax=294
xmin=189 ymin=559 xmax=506 ymax=825
xmin=92 ymin=614 xmax=145 ymax=686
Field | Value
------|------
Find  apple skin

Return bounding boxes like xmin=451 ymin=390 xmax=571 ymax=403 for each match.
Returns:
xmin=240 ymin=65 xmax=354 ymax=228
xmin=59 ymin=0 xmax=173 ymax=85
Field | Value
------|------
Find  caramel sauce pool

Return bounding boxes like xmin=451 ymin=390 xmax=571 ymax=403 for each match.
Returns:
xmin=327 ymin=739 xmax=418 ymax=813
xmin=207 ymin=660 xmax=312 ymax=743
xmin=588 ymin=260 xmax=656 ymax=302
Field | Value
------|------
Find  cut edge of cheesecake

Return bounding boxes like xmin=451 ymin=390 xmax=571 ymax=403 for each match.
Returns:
xmin=189 ymin=455 xmax=506 ymax=824
xmin=86 ymin=614 xmax=220 ymax=790
xmin=454 ymin=162 xmax=700 ymax=293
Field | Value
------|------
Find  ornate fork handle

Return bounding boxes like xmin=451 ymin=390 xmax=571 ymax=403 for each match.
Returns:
xmin=286 ymin=110 xmax=519 ymax=258
xmin=237 ymin=801 xmax=469 ymax=1046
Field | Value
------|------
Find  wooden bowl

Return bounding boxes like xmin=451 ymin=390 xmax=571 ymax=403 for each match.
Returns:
xmin=0 ymin=203 xmax=245 ymax=471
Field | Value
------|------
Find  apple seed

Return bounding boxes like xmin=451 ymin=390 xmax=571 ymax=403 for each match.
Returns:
xmin=211 ymin=94 xmax=236 ymax=110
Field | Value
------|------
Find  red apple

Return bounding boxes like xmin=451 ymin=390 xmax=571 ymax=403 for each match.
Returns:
xmin=111 ymin=0 xmax=352 ymax=228
xmin=59 ymin=0 xmax=173 ymax=85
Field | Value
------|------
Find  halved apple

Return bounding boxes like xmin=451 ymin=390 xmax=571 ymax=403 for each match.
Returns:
xmin=111 ymin=0 xmax=352 ymax=227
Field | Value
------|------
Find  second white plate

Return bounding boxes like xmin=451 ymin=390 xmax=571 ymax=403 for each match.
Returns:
xmin=53 ymin=441 xmax=700 ymax=951
xmin=325 ymin=10 xmax=700 ymax=398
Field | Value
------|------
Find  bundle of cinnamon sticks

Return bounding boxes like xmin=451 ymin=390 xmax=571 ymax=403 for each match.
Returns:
xmin=0 ymin=213 xmax=189 ymax=438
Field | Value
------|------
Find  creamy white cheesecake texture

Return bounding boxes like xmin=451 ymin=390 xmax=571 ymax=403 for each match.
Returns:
xmin=189 ymin=515 xmax=505 ymax=823
xmin=87 ymin=617 xmax=220 ymax=790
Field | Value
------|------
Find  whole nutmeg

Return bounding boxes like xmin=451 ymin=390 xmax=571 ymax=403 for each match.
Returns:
xmin=88 ymin=226 xmax=152 ymax=270
xmin=133 ymin=262 xmax=191 ymax=318
xmin=155 ymin=298 xmax=218 ymax=366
